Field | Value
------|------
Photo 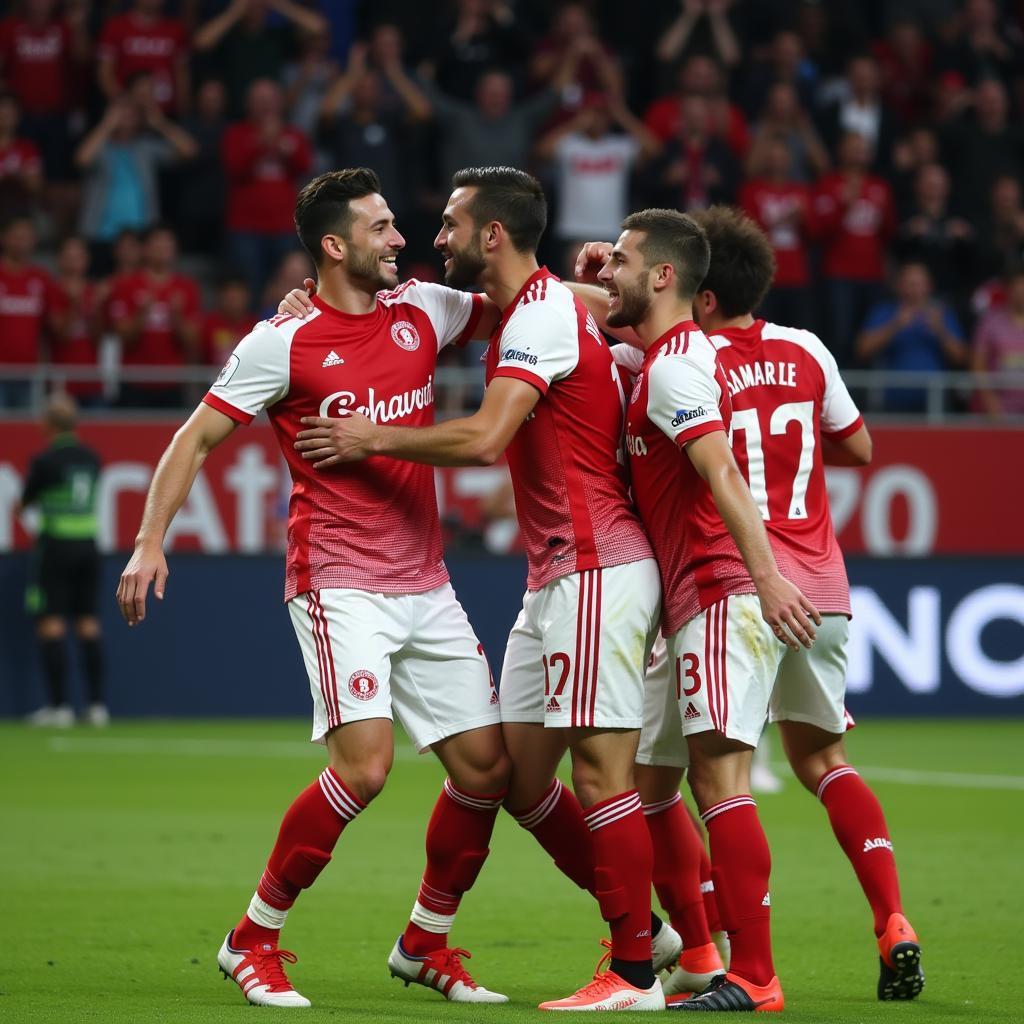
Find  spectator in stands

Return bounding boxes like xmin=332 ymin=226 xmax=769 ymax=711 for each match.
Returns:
xmin=110 ymin=227 xmax=143 ymax=282
xmin=872 ymin=18 xmax=933 ymax=127
xmin=655 ymin=0 xmax=742 ymax=73
xmin=536 ymin=89 xmax=660 ymax=277
xmin=935 ymin=0 xmax=1023 ymax=87
xmin=222 ymin=78 xmax=311 ymax=300
xmin=739 ymin=135 xmax=818 ymax=329
xmin=977 ymin=174 xmax=1024 ymax=281
xmin=856 ymin=260 xmax=967 ymax=412
xmin=0 ymin=92 xmax=42 ymax=222
xmin=643 ymin=54 xmax=749 ymax=160
xmin=647 ymin=93 xmax=740 ymax=211
xmin=317 ymin=41 xmax=430 ymax=222
xmin=203 ymin=275 xmax=255 ymax=367
xmin=0 ymin=0 xmax=90 ymax=180
xmin=747 ymin=82 xmax=829 ymax=183
xmin=890 ymin=125 xmax=940 ymax=215
xmin=739 ymin=29 xmax=818 ymax=118
xmin=107 ymin=224 xmax=200 ymax=408
xmin=815 ymin=131 xmax=897 ymax=366
xmin=177 ymin=78 xmax=228 ymax=255
xmin=941 ymin=77 xmax=1024 ymax=221
xmin=422 ymin=0 xmax=528 ymax=102
xmin=282 ymin=28 xmax=339 ymax=142
xmin=50 ymin=236 xmax=107 ymax=405
xmin=972 ymin=264 xmax=1024 ymax=417
xmin=75 ymin=91 xmax=197 ymax=274
xmin=894 ymin=162 xmax=975 ymax=303
xmin=818 ymin=54 xmax=897 ymax=173
xmin=258 ymin=248 xmax=312 ymax=320
xmin=97 ymin=0 xmax=190 ymax=115
xmin=193 ymin=0 xmax=329 ymax=118
xmin=427 ymin=67 xmax=567 ymax=190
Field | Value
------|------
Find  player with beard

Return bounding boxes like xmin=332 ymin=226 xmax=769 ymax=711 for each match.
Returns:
xmin=116 ymin=168 xmax=513 ymax=1008
xmin=294 ymin=166 xmax=669 ymax=1011
xmin=592 ymin=206 xmax=923 ymax=1004
xmin=578 ymin=209 xmax=820 ymax=1013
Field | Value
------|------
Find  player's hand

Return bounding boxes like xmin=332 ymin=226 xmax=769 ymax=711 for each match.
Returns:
xmin=116 ymin=542 xmax=169 ymax=626
xmin=295 ymin=413 xmax=378 ymax=467
xmin=278 ymin=277 xmax=317 ymax=318
xmin=574 ymin=241 xmax=614 ymax=284
xmin=755 ymin=573 xmax=820 ymax=650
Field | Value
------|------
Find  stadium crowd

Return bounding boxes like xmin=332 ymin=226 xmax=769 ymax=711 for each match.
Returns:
xmin=0 ymin=0 xmax=1023 ymax=414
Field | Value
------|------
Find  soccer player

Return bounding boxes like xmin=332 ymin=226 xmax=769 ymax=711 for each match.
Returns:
xmin=116 ymin=168 xmax=512 ymax=1009
xmin=639 ymin=206 xmax=922 ymax=1003
xmin=576 ymin=209 xmax=820 ymax=1013
xmin=293 ymin=166 xmax=668 ymax=1011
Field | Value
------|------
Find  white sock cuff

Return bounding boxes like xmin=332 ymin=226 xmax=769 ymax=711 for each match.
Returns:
xmin=816 ymin=765 xmax=859 ymax=801
xmin=409 ymin=899 xmax=455 ymax=934
xmin=246 ymin=893 xmax=288 ymax=931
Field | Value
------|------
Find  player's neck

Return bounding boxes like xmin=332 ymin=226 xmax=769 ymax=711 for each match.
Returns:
xmin=481 ymin=253 xmax=541 ymax=313
xmin=704 ymin=313 xmax=756 ymax=333
xmin=635 ymin=300 xmax=696 ymax=350
xmin=315 ymin=274 xmax=379 ymax=316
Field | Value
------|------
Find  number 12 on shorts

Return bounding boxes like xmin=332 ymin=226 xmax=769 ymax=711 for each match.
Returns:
xmin=543 ymin=653 xmax=571 ymax=697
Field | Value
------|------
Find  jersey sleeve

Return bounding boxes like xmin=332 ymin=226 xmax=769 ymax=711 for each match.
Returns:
xmin=646 ymin=351 xmax=725 ymax=448
xmin=610 ymin=343 xmax=645 ymax=375
xmin=492 ymin=300 xmax=578 ymax=395
xmin=817 ymin=341 xmax=863 ymax=438
xmin=202 ymin=322 xmax=290 ymax=424
xmin=387 ymin=280 xmax=484 ymax=351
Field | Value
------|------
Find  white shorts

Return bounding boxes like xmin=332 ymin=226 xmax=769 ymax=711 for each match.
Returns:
xmin=288 ymin=583 xmax=500 ymax=751
xmin=499 ymin=560 xmax=661 ymax=729
xmin=635 ymin=636 xmax=689 ymax=768
xmin=769 ymin=614 xmax=852 ymax=735
xmin=669 ymin=593 xmax=786 ymax=749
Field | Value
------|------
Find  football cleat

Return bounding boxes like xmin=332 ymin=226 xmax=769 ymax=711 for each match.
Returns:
xmin=86 ymin=703 xmax=110 ymax=727
xmin=651 ymin=921 xmax=684 ymax=973
xmin=216 ymin=931 xmax=311 ymax=1007
xmin=662 ymin=942 xmax=726 ymax=997
xmin=877 ymin=913 xmax=924 ymax=1001
xmin=540 ymin=941 xmax=664 ymax=1011
xmin=387 ymin=937 xmax=508 ymax=1003
xmin=667 ymin=972 xmax=783 ymax=1012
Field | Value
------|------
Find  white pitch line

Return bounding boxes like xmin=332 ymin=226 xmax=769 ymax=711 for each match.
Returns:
xmin=47 ymin=736 xmax=424 ymax=762
xmin=770 ymin=761 xmax=1024 ymax=791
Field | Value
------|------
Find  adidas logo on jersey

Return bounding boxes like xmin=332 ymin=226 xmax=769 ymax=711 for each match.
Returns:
xmin=863 ymin=837 xmax=894 ymax=853
xmin=322 ymin=350 xmax=344 ymax=367
xmin=546 ymin=697 xmax=561 ymax=713
xmin=761 ymin=892 xmax=771 ymax=907
xmin=684 ymin=702 xmax=701 ymax=721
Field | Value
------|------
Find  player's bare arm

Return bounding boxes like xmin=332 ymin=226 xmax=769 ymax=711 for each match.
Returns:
xmin=117 ymin=404 xmax=237 ymax=625
xmin=295 ymin=376 xmax=540 ymax=469
xmin=276 ymin=277 xmax=502 ymax=339
xmin=685 ymin=430 xmax=821 ymax=650
xmin=822 ymin=424 xmax=873 ymax=466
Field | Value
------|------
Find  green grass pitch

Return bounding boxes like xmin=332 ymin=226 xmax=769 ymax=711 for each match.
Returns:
xmin=2 ymin=718 xmax=1021 ymax=1023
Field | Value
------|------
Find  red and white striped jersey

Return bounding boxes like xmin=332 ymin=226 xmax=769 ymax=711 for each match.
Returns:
xmin=623 ymin=323 xmax=751 ymax=635
xmin=707 ymin=319 xmax=863 ymax=614
xmin=204 ymin=281 xmax=484 ymax=600
xmin=485 ymin=267 xmax=652 ymax=590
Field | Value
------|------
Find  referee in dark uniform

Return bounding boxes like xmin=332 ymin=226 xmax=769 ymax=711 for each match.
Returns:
xmin=19 ymin=393 xmax=108 ymax=726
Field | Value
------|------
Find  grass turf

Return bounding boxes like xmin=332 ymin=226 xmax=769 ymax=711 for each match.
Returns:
xmin=1 ymin=718 xmax=1020 ymax=1023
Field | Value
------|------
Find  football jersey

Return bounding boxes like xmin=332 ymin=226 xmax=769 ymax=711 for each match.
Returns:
xmin=623 ymin=323 xmax=751 ymax=635
xmin=708 ymin=319 xmax=863 ymax=614
xmin=204 ymin=281 xmax=484 ymax=601
xmin=485 ymin=267 xmax=652 ymax=590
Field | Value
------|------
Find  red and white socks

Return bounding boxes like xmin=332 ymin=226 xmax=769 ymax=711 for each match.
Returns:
xmin=701 ymin=795 xmax=775 ymax=987
xmin=817 ymin=765 xmax=903 ymax=937
xmin=234 ymin=767 xmax=366 ymax=950
xmin=402 ymin=779 xmax=505 ymax=956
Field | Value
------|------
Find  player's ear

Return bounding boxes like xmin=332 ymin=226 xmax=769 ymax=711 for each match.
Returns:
xmin=699 ymin=288 xmax=717 ymax=315
xmin=484 ymin=220 xmax=502 ymax=251
xmin=652 ymin=261 xmax=674 ymax=294
xmin=321 ymin=234 xmax=346 ymax=264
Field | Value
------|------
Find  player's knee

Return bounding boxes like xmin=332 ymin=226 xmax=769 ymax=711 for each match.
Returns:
xmin=570 ymin=762 xmax=628 ymax=808
xmin=333 ymin=760 xmax=390 ymax=804
xmin=452 ymin=748 xmax=511 ymax=796
xmin=75 ymin=617 xmax=101 ymax=639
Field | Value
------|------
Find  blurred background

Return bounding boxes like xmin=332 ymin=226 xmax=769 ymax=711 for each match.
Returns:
xmin=0 ymin=0 xmax=1022 ymax=721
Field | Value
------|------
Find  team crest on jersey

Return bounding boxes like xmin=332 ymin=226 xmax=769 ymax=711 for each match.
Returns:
xmin=348 ymin=670 xmax=379 ymax=701
xmin=630 ymin=372 xmax=644 ymax=404
xmin=215 ymin=353 xmax=239 ymax=386
xmin=391 ymin=320 xmax=420 ymax=351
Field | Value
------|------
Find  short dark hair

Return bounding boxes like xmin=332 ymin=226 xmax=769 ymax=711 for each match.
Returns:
xmin=690 ymin=206 xmax=776 ymax=317
xmin=294 ymin=168 xmax=382 ymax=266
xmin=620 ymin=208 xmax=709 ymax=299
xmin=450 ymin=166 xmax=547 ymax=254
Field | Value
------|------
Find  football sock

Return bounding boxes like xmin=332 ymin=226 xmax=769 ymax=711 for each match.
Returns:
xmin=699 ymin=844 xmax=723 ymax=933
xmin=585 ymin=790 xmax=655 ymax=986
xmin=402 ymin=778 xmax=505 ymax=956
xmin=702 ymin=795 xmax=774 ymax=987
xmin=234 ymin=767 xmax=365 ymax=949
xmin=644 ymin=792 xmax=713 ymax=949
xmin=40 ymin=637 xmax=67 ymax=707
xmin=817 ymin=765 xmax=903 ymax=937
xmin=80 ymin=636 xmax=104 ymax=704
xmin=510 ymin=778 xmax=597 ymax=893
